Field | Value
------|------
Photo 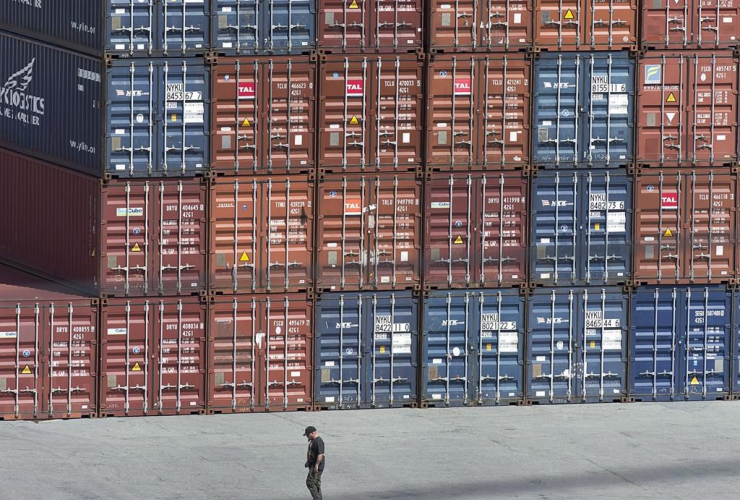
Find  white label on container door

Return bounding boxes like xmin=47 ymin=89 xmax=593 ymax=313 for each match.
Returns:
xmin=222 ymin=6 xmax=232 ymax=12
xmin=115 ymin=129 xmax=125 ymax=135
xmin=403 ymin=133 xmax=410 ymax=143
xmin=509 ymin=131 xmax=518 ymax=142
xmin=325 ymin=361 xmax=335 ymax=367
xmin=184 ymin=103 xmax=204 ymax=124
xmin=724 ymin=16 xmax=733 ymax=22
xmin=536 ymin=356 xmax=546 ymax=362
xmin=295 ymin=135 xmax=303 ymax=146
xmin=433 ymin=358 xmax=443 ymax=364
xmin=115 ymin=44 xmax=125 ymax=50
xmin=589 ymin=194 xmax=625 ymax=211
xmin=432 ymin=393 xmax=442 ymax=400
xmin=401 ymin=251 xmax=408 ymax=262
xmin=542 ymin=120 xmax=552 ymax=126
xmin=607 ymin=211 xmax=626 ymax=232
xmin=540 ymin=238 xmax=551 ymax=244
xmin=717 ymin=245 xmax=724 ymax=256
xmin=116 ymin=208 xmax=144 ymax=217
xmin=107 ymin=328 xmax=127 ymax=336
xmin=325 ymin=397 xmax=335 ymax=403
xmin=499 ymin=331 xmax=519 ymax=353
xmin=437 ymin=123 xmax=448 ymax=128
xmin=431 ymin=202 xmax=450 ymax=209
xmin=0 ymin=332 xmax=17 ymax=339
xmin=330 ymin=124 xmax=340 ymax=129
xmin=222 ymin=42 xmax=233 ymax=48
xmin=717 ymin=135 xmax=726 ymax=141
xmin=592 ymin=76 xmax=627 ymax=94
xmin=115 ymin=9 xmax=125 ymax=14
xmin=514 ymin=13 xmax=521 ymax=23
xmin=291 ymin=371 xmax=301 ymax=377
xmin=608 ymin=94 xmax=629 ymax=115
xmin=221 ymin=127 xmax=232 ymax=132
xmin=392 ymin=333 xmax=412 ymax=354
xmin=584 ymin=311 xmax=621 ymax=329
xmin=536 ymin=391 xmax=546 ymax=397
xmin=603 ymin=330 xmax=622 ymax=350
xmin=481 ymin=313 xmax=517 ymax=331
xmin=166 ymin=85 xmax=203 ymax=101
xmin=375 ymin=316 xmax=411 ymax=333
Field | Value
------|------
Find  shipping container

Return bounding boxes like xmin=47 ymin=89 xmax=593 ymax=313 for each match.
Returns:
xmin=318 ymin=0 xmax=423 ymax=53
xmin=207 ymin=294 xmax=313 ymax=413
xmin=315 ymin=291 xmax=418 ymax=409
xmin=317 ymin=54 xmax=424 ymax=173
xmin=209 ymin=176 xmax=314 ymax=294
xmin=99 ymin=297 xmax=207 ymax=417
xmin=0 ymin=0 xmax=211 ymax=58
xmin=533 ymin=0 xmax=637 ymax=51
xmin=0 ymin=266 xmax=98 ymax=421
xmin=527 ymin=287 xmax=629 ymax=404
xmin=633 ymin=170 xmax=736 ymax=285
xmin=421 ymin=290 xmax=525 ymax=407
xmin=630 ymin=286 xmax=731 ymax=401
xmin=427 ymin=0 xmax=533 ymax=52
xmin=531 ymin=170 xmax=633 ymax=286
xmin=533 ymin=52 xmax=635 ymax=168
xmin=212 ymin=0 xmax=316 ymax=55
xmin=426 ymin=54 xmax=531 ymax=171
xmin=0 ymin=33 xmax=211 ymax=177
xmin=211 ymin=56 xmax=316 ymax=174
xmin=636 ymin=52 xmax=739 ymax=168
xmin=641 ymin=0 xmax=740 ymax=50
xmin=316 ymin=174 xmax=422 ymax=291
xmin=425 ymin=172 xmax=528 ymax=289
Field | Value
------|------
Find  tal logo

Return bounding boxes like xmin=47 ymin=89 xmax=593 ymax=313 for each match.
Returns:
xmin=346 ymin=79 xmax=364 ymax=97
xmin=660 ymin=193 xmax=678 ymax=209
xmin=0 ymin=58 xmax=45 ymax=126
xmin=238 ymin=82 xmax=255 ymax=100
xmin=454 ymin=78 xmax=471 ymax=96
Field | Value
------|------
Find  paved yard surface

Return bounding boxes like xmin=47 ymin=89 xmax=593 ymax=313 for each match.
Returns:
xmin=1 ymin=402 xmax=738 ymax=500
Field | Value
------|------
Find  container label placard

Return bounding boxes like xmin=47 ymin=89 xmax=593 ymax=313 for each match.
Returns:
xmin=107 ymin=328 xmax=127 ymax=336
xmin=584 ymin=311 xmax=621 ymax=329
xmin=606 ymin=211 xmax=626 ymax=233
xmin=238 ymin=82 xmax=256 ymax=100
xmin=392 ymin=333 xmax=412 ymax=354
xmin=346 ymin=79 xmax=364 ymax=97
xmin=454 ymin=78 xmax=472 ymax=96
xmin=165 ymin=84 xmax=203 ymax=102
xmin=116 ymin=208 xmax=144 ymax=217
xmin=480 ymin=313 xmax=517 ymax=331
xmin=661 ymin=193 xmax=678 ymax=209
xmin=374 ymin=315 xmax=411 ymax=333
xmin=608 ymin=94 xmax=629 ymax=115
xmin=430 ymin=202 xmax=451 ymax=209
xmin=0 ymin=332 xmax=18 ymax=339
xmin=589 ymin=194 xmax=625 ymax=211
xmin=498 ymin=331 xmax=519 ymax=353
xmin=344 ymin=198 xmax=362 ymax=216
xmin=591 ymin=76 xmax=627 ymax=93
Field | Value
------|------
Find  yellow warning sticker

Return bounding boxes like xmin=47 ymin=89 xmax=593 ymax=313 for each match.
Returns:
xmin=564 ymin=9 xmax=574 ymax=19
xmin=663 ymin=228 xmax=673 ymax=237
xmin=242 ymin=118 xmax=251 ymax=127
xmin=454 ymin=235 xmax=464 ymax=244
xmin=691 ymin=376 xmax=699 ymax=385
xmin=380 ymin=345 xmax=386 ymax=353
xmin=486 ymin=344 xmax=492 ymax=351
xmin=349 ymin=0 xmax=359 ymax=8
xmin=132 ymin=242 xmax=142 ymax=252
xmin=666 ymin=92 xmax=676 ymax=103
xmin=590 ymin=341 xmax=596 ymax=348
xmin=349 ymin=115 xmax=359 ymax=125
xmin=21 ymin=365 xmax=31 ymax=375
xmin=240 ymin=251 xmax=250 ymax=262
xmin=132 ymin=362 xmax=142 ymax=372
xmin=594 ymin=223 xmax=600 ymax=231
xmin=171 ymin=114 xmax=177 ymax=122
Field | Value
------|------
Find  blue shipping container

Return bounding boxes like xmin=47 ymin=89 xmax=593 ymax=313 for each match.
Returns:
xmin=533 ymin=52 xmax=635 ymax=168
xmin=422 ymin=290 xmax=525 ymax=406
xmin=212 ymin=0 xmax=316 ymax=54
xmin=0 ymin=0 xmax=211 ymax=57
xmin=531 ymin=170 xmax=632 ymax=286
xmin=0 ymin=32 xmax=210 ymax=177
xmin=315 ymin=292 xmax=418 ymax=409
xmin=527 ymin=288 xmax=628 ymax=404
xmin=631 ymin=286 xmax=731 ymax=401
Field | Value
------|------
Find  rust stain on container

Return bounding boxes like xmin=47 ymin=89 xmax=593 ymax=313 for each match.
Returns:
xmin=318 ymin=0 xmax=423 ymax=53
xmin=428 ymin=0 xmax=533 ymax=52
xmin=209 ymin=175 xmax=314 ymax=294
xmin=642 ymin=0 xmax=740 ymax=49
xmin=207 ymin=294 xmax=313 ymax=413
xmin=316 ymin=174 xmax=422 ymax=291
xmin=426 ymin=54 xmax=530 ymax=171
xmin=534 ymin=0 xmax=637 ymax=50
xmin=424 ymin=172 xmax=528 ymax=289
xmin=318 ymin=54 xmax=423 ymax=173
xmin=637 ymin=52 xmax=739 ymax=168
xmin=212 ymin=57 xmax=316 ymax=175
xmin=634 ymin=170 xmax=737 ymax=285
xmin=99 ymin=297 xmax=207 ymax=417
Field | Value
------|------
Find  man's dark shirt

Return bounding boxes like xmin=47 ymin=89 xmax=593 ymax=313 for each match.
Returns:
xmin=307 ymin=436 xmax=326 ymax=472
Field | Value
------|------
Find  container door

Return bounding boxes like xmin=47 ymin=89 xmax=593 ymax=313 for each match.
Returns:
xmin=318 ymin=0 xmax=366 ymax=51
xmin=475 ymin=291 xmax=524 ymax=404
xmin=213 ymin=0 xmax=259 ymax=54
xmin=0 ymin=303 xmax=43 ymax=419
xmin=586 ymin=0 xmax=636 ymax=49
xmin=316 ymin=295 xmax=364 ymax=408
xmin=694 ymin=0 xmax=740 ymax=48
xmin=161 ymin=0 xmax=210 ymax=54
xmin=481 ymin=0 xmax=533 ymax=50
xmin=423 ymin=292 xmax=474 ymax=406
xmin=428 ymin=0 xmax=478 ymax=51
xmin=535 ymin=0 xmax=581 ymax=50
xmin=264 ymin=0 xmax=316 ymax=52
xmin=641 ymin=0 xmax=689 ymax=49
xmin=733 ymin=290 xmax=740 ymax=395
xmin=373 ymin=0 xmax=422 ymax=51
xmin=107 ymin=1 xmax=155 ymax=56
xmin=527 ymin=290 xmax=577 ymax=403
xmin=629 ymin=288 xmax=679 ymax=400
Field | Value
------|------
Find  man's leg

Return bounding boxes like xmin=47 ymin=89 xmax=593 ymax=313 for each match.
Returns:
xmin=306 ymin=471 xmax=323 ymax=500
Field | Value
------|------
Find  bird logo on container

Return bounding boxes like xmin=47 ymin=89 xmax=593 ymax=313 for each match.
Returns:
xmin=238 ymin=82 xmax=256 ymax=100
xmin=454 ymin=78 xmax=472 ymax=96
xmin=0 ymin=58 xmax=45 ymax=126
xmin=346 ymin=79 xmax=364 ymax=97
xmin=644 ymin=65 xmax=662 ymax=85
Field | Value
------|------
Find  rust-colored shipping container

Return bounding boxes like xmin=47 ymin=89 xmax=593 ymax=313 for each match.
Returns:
xmin=426 ymin=54 xmax=531 ymax=171
xmin=637 ymin=52 xmax=739 ymax=168
xmin=427 ymin=0 xmax=533 ymax=52
xmin=316 ymin=174 xmax=422 ymax=291
xmin=641 ymin=0 xmax=740 ymax=49
xmin=534 ymin=0 xmax=637 ymax=50
xmin=207 ymin=294 xmax=313 ymax=413
xmin=99 ymin=297 xmax=207 ymax=417
xmin=424 ymin=172 xmax=528 ymax=289
xmin=209 ymin=175 xmax=314 ymax=294
xmin=211 ymin=56 xmax=316 ymax=175
xmin=318 ymin=0 xmax=423 ymax=53
xmin=318 ymin=54 xmax=424 ymax=173
xmin=0 ymin=266 xmax=98 ymax=421
xmin=634 ymin=170 xmax=737 ymax=285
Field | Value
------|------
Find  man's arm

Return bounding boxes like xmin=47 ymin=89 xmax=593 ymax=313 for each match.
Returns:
xmin=313 ymin=439 xmax=325 ymax=472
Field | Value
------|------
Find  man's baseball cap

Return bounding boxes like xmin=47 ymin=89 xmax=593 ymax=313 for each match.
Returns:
xmin=303 ymin=426 xmax=317 ymax=436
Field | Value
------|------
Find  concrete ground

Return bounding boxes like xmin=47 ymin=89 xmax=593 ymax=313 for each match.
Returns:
xmin=0 ymin=402 xmax=738 ymax=500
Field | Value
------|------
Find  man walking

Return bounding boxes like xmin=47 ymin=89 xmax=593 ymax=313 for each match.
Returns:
xmin=304 ymin=426 xmax=325 ymax=500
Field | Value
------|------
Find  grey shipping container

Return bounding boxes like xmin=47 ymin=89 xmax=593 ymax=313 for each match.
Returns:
xmin=0 ymin=32 xmax=211 ymax=178
xmin=0 ymin=0 xmax=211 ymax=57
xmin=531 ymin=170 xmax=633 ymax=286
xmin=533 ymin=52 xmax=635 ymax=168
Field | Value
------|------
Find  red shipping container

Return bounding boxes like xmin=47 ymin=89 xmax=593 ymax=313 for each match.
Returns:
xmin=99 ymin=297 xmax=207 ymax=417
xmin=642 ymin=0 xmax=740 ymax=50
xmin=207 ymin=294 xmax=313 ymax=413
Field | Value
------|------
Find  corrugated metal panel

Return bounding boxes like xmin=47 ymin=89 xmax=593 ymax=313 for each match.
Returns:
xmin=630 ymin=286 xmax=731 ymax=401
xmin=531 ymin=171 xmax=633 ymax=286
xmin=533 ymin=52 xmax=635 ymax=168
xmin=315 ymin=291 xmax=418 ymax=408
xmin=636 ymin=53 xmax=739 ymax=168
xmin=207 ymin=294 xmax=313 ymax=413
xmin=641 ymin=0 xmax=740 ymax=50
xmin=527 ymin=287 xmax=628 ymax=403
xmin=422 ymin=290 xmax=525 ymax=406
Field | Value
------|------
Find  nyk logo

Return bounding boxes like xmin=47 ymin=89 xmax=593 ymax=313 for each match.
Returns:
xmin=661 ymin=194 xmax=678 ymax=209
xmin=0 ymin=59 xmax=46 ymax=126
xmin=11 ymin=0 xmax=42 ymax=8
xmin=346 ymin=79 xmax=364 ymax=97
xmin=454 ymin=78 xmax=471 ymax=95
xmin=238 ymin=82 xmax=255 ymax=100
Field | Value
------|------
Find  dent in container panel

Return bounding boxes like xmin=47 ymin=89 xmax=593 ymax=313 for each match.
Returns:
xmin=318 ymin=54 xmax=423 ymax=172
xmin=209 ymin=176 xmax=314 ymax=294
xmin=208 ymin=294 xmax=313 ymax=413
xmin=633 ymin=170 xmax=736 ymax=285
xmin=641 ymin=0 xmax=740 ymax=49
xmin=630 ymin=286 xmax=731 ymax=401
xmin=211 ymin=57 xmax=315 ymax=174
xmin=636 ymin=52 xmax=739 ymax=168
xmin=422 ymin=290 xmax=525 ymax=407
xmin=425 ymin=173 xmax=528 ymax=289
xmin=426 ymin=54 xmax=531 ymax=171
xmin=315 ymin=291 xmax=418 ymax=409
xmin=527 ymin=287 xmax=629 ymax=404
xmin=316 ymin=174 xmax=422 ymax=291
xmin=99 ymin=297 xmax=207 ymax=417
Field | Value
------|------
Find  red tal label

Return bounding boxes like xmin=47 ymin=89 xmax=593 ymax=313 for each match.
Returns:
xmin=661 ymin=193 xmax=678 ymax=209
xmin=238 ymin=82 xmax=256 ymax=100
xmin=454 ymin=78 xmax=472 ymax=96
xmin=346 ymin=79 xmax=364 ymax=97
xmin=344 ymin=198 xmax=362 ymax=215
